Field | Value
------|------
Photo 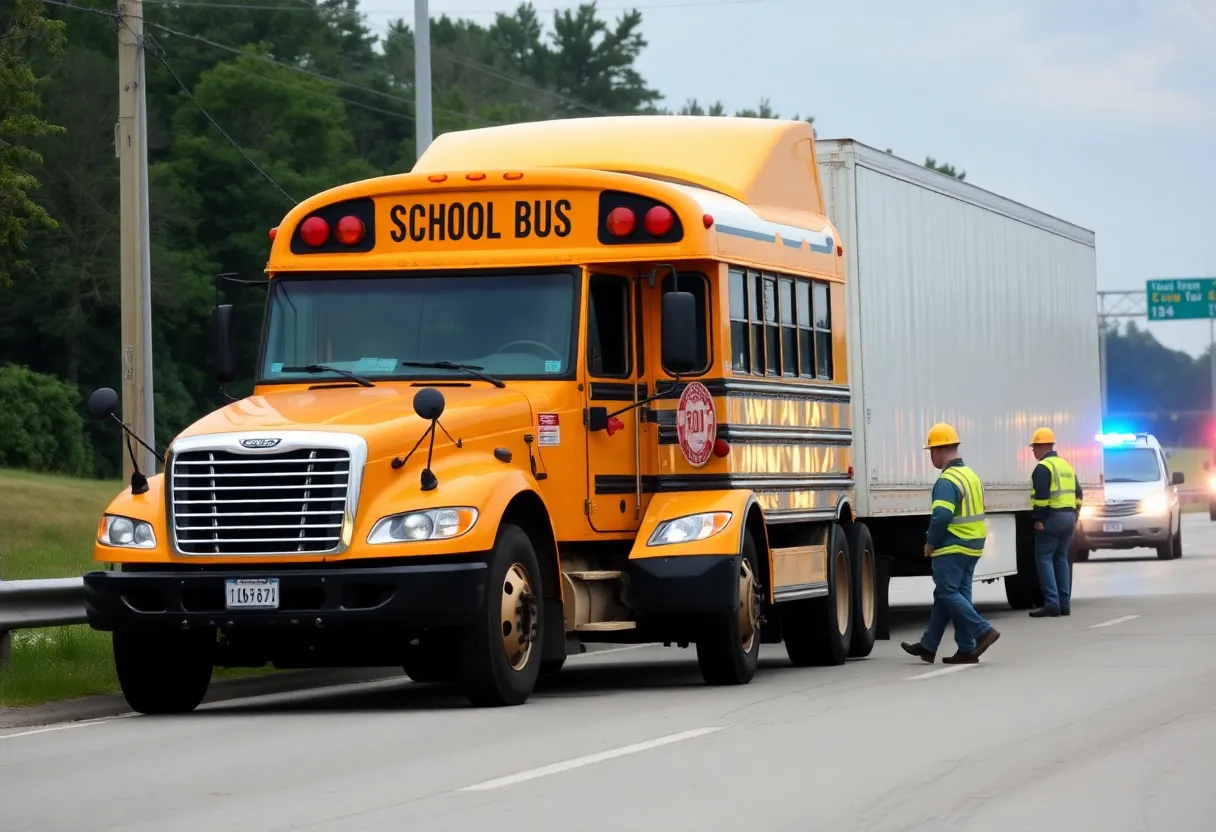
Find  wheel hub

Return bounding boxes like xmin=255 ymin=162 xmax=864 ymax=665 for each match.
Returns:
xmin=738 ymin=558 xmax=761 ymax=652
xmin=500 ymin=563 xmax=537 ymax=671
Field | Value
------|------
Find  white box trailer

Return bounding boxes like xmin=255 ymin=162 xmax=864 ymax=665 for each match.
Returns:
xmin=814 ymin=138 xmax=1103 ymax=607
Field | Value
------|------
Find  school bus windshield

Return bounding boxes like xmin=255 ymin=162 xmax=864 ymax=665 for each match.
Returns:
xmin=259 ymin=271 xmax=578 ymax=383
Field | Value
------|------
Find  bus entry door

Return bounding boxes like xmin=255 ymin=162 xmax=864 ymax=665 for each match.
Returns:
xmin=584 ymin=271 xmax=651 ymax=533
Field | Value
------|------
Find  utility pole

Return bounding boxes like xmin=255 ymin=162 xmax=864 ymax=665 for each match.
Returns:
xmin=117 ymin=0 xmax=157 ymax=480
xmin=414 ymin=0 xmax=433 ymax=160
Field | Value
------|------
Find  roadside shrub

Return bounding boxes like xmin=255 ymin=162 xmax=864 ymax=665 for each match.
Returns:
xmin=0 ymin=363 xmax=92 ymax=476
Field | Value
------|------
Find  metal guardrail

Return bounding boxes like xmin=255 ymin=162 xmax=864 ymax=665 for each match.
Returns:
xmin=0 ymin=578 xmax=86 ymax=666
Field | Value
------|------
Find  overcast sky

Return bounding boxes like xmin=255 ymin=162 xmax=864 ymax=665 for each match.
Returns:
xmin=358 ymin=0 xmax=1216 ymax=356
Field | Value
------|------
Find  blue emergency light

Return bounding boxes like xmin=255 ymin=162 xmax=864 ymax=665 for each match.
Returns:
xmin=1095 ymin=432 xmax=1143 ymax=446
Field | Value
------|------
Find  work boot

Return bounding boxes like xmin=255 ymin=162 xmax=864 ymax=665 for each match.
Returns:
xmin=973 ymin=627 xmax=1001 ymax=657
xmin=942 ymin=651 xmax=979 ymax=664
xmin=1029 ymin=606 xmax=1060 ymax=618
xmin=900 ymin=641 xmax=935 ymax=663
xmin=1061 ymin=607 xmax=1071 ymax=617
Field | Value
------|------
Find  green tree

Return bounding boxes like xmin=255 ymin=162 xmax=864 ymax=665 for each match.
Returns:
xmin=0 ymin=0 xmax=66 ymax=287
xmin=924 ymin=156 xmax=965 ymax=181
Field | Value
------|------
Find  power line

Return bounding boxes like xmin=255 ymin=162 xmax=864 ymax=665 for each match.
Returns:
xmin=140 ymin=0 xmax=787 ymax=13
xmin=141 ymin=30 xmax=299 ymax=205
xmin=39 ymin=0 xmax=117 ymax=17
xmin=145 ymin=21 xmax=502 ymax=127
xmin=1188 ymin=0 xmax=1216 ymax=27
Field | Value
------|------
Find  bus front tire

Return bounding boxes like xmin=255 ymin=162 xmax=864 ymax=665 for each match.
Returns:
xmin=783 ymin=524 xmax=853 ymax=667
xmin=695 ymin=532 xmax=762 ymax=686
xmin=459 ymin=523 xmax=545 ymax=707
xmin=113 ymin=629 xmax=213 ymax=715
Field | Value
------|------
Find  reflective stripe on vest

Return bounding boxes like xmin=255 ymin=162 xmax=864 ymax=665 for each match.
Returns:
xmin=935 ymin=465 xmax=987 ymax=556
xmin=1031 ymin=455 xmax=1078 ymax=510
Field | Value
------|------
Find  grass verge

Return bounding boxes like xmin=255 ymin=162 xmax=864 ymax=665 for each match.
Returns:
xmin=0 ymin=468 xmax=275 ymax=708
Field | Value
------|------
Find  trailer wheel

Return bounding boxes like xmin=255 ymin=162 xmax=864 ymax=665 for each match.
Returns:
xmin=695 ymin=531 xmax=762 ymax=686
xmin=113 ymin=629 xmax=213 ymax=715
xmin=783 ymin=524 xmax=853 ymax=667
xmin=844 ymin=522 xmax=877 ymax=659
xmin=459 ymin=524 xmax=544 ymax=707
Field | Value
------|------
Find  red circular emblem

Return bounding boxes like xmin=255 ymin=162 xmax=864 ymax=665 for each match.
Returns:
xmin=676 ymin=381 xmax=717 ymax=468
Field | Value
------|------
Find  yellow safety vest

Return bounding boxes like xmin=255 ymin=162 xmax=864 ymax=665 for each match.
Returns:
xmin=932 ymin=464 xmax=987 ymax=557
xmin=1032 ymin=455 xmax=1078 ymax=511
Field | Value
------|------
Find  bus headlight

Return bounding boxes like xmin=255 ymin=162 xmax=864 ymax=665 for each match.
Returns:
xmin=367 ymin=507 xmax=478 ymax=543
xmin=647 ymin=512 xmax=732 ymax=546
xmin=1139 ymin=493 xmax=1168 ymax=516
xmin=1208 ymin=474 xmax=1216 ymax=492
xmin=98 ymin=515 xmax=157 ymax=549
xmin=1078 ymin=505 xmax=1096 ymax=520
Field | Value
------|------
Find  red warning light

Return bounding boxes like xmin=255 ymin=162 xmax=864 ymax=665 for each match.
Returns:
xmin=644 ymin=205 xmax=674 ymax=237
xmin=335 ymin=215 xmax=365 ymax=245
xmin=606 ymin=416 xmax=625 ymax=437
xmin=299 ymin=216 xmax=330 ymax=247
xmin=606 ymin=207 xmax=636 ymax=238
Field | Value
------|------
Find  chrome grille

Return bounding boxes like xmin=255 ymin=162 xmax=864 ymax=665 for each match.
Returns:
xmin=1097 ymin=501 xmax=1139 ymax=518
xmin=171 ymin=447 xmax=352 ymax=555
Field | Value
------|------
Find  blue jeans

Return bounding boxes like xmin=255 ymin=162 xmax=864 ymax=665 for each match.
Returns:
xmin=1035 ymin=511 xmax=1075 ymax=612
xmin=920 ymin=553 xmax=992 ymax=654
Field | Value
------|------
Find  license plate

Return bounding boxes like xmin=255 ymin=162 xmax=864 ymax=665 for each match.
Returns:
xmin=225 ymin=578 xmax=280 ymax=610
xmin=1102 ymin=521 xmax=1123 ymax=533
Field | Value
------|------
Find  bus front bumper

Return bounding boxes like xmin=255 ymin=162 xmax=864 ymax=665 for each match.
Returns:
xmin=83 ymin=561 xmax=489 ymax=632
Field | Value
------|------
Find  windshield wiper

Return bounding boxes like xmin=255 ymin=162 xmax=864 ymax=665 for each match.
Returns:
xmin=280 ymin=364 xmax=375 ymax=388
xmin=398 ymin=360 xmax=505 ymax=389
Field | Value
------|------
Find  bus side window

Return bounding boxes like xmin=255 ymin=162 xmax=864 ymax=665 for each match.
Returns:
xmin=588 ymin=274 xmax=631 ymax=378
xmin=660 ymin=272 xmax=711 ymax=376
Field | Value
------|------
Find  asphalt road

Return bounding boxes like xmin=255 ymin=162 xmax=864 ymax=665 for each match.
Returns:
xmin=5 ymin=515 xmax=1216 ymax=831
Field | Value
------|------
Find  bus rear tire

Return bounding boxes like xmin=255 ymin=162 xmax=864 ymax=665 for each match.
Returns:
xmin=783 ymin=524 xmax=853 ymax=667
xmin=459 ymin=524 xmax=544 ymax=707
xmin=844 ymin=522 xmax=877 ymax=659
xmin=113 ymin=629 xmax=213 ymax=715
xmin=695 ymin=532 xmax=762 ymax=686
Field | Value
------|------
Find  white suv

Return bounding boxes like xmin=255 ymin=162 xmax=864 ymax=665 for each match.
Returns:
xmin=1075 ymin=433 xmax=1184 ymax=561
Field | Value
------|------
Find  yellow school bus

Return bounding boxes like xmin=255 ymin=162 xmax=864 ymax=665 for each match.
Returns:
xmin=82 ymin=115 xmax=876 ymax=713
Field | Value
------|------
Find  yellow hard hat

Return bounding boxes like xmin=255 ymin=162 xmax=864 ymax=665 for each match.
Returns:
xmin=924 ymin=422 xmax=960 ymax=449
xmin=1030 ymin=427 xmax=1056 ymax=446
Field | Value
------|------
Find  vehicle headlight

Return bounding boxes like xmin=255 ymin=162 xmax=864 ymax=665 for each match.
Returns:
xmin=647 ymin=512 xmax=732 ymax=546
xmin=98 ymin=515 xmax=157 ymax=549
xmin=1079 ymin=505 xmax=1096 ymax=520
xmin=1139 ymin=493 xmax=1168 ymax=516
xmin=367 ymin=507 xmax=478 ymax=544
xmin=1208 ymin=474 xmax=1216 ymax=492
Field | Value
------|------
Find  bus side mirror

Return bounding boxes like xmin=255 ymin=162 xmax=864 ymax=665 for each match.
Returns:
xmin=661 ymin=291 xmax=697 ymax=374
xmin=210 ymin=303 xmax=237 ymax=385
xmin=1171 ymin=471 xmax=1185 ymax=486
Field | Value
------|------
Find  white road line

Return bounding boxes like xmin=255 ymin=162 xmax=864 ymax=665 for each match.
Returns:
xmin=1089 ymin=614 xmax=1142 ymax=629
xmin=0 ymin=717 xmax=118 ymax=741
xmin=460 ymin=727 xmax=725 ymax=792
xmin=905 ymin=664 xmax=980 ymax=680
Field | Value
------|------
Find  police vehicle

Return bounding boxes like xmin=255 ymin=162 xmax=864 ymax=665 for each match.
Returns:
xmin=1075 ymin=433 xmax=1184 ymax=561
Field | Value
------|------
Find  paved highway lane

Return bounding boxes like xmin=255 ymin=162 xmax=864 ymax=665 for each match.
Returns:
xmin=5 ymin=514 xmax=1216 ymax=831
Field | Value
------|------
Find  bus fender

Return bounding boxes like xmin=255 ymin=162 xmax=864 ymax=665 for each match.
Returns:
xmin=625 ymin=490 xmax=769 ymax=617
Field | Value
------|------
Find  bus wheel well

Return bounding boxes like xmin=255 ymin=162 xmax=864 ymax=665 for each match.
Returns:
xmin=837 ymin=500 xmax=855 ymax=527
xmin=500 ymin=491 xmax=559 ymax=601
xmin=744 ymin=503 xmax=771 ymax=594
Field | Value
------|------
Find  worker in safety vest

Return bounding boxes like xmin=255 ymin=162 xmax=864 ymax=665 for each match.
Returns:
xmin=901 ymin=423 xmax=1002 ymax=664
xmin=1028 ymin=427 xmax=1082 ymax=618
